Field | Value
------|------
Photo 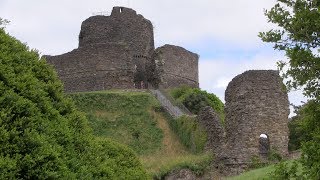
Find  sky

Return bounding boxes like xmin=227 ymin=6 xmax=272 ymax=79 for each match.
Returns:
xmin=0 ymin=0 xmax=308 ymax=116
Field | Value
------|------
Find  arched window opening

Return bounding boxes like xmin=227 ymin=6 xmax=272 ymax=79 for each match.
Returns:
xmin=259 ymin=134 xmax=269 ymax=156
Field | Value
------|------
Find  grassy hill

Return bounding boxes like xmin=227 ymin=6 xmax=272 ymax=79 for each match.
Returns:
xmin=69 ymin=90 xmax=212 ymax=178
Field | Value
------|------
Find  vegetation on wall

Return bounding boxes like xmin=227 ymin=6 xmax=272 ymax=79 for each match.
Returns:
xmin=170 ymin=86 xmax=225 ymax=123
xmin=0 ymin=27 xmax=147 ymax=179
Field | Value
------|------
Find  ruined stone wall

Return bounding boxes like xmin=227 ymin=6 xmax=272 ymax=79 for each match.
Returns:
xmin=46 ymin=43 xmax=134 ymax=92
xmin=224 ymin=70 xmax=289 ymax=163
xmin=197 ymin=106 xmax=224 ymax=155
xmin=155 ymin=44 xmax=199 ymax=88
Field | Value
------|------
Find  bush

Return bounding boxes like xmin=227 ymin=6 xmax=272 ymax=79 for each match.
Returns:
xmin=269 ymin=160 xmax=301 ymax=180
xmin=288 ymin=117 xmax=305 ymax=151
xmin=249 ymin=156 xmax=266 ymax=169
xmin=0 ymin=28 xmax=147 ymax=179
xmin=170 ymin=86 xmax=225 ymax=123
xmin=270 ymin=100 xmax=320 ymax=179
xmin=288 ymin=103 xmax=312 ymax=151
xmin=268 ymin=149 xmax=283 ymax=162
xmin=287 ymin=100 xmax=320 ymax=179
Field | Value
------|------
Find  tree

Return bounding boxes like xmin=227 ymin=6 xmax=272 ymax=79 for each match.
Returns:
xmin=0 ymin=26 xmax=147 ymax=179
xmin=259 ymin=0 xmax=320 ymax=100
xmin=260 ymin=1 xmax=320 ymax=178
xmin=170 ymin=86 xmax=225 ymax=122
xmin=288 ymin=102 xmax=315 ymax=151
xmin=0 ymin=18 xmax=9 ymax=28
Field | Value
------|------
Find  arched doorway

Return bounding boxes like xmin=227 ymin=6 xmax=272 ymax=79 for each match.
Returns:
xmin=259 ymin=134 xmax=270 ymax=156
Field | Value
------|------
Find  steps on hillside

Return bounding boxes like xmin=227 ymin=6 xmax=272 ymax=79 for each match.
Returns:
xmin=149 ymin=89 xmax=186 ymax=118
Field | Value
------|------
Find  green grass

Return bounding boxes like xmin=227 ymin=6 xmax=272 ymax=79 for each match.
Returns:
xmin=69 ymin=90 xmax=212 ymax=179
xmin=226 ymin=164 xmax=275 ymax=180
xmin=69 ymin=90 xmax=163 ymax=155
xmin=168 ymin=115 xmax=207 ymax=153
xmin=148 ymin=153 xmax=212 ymax=179
xmin=227 ymin=160 xmax=302 ymax=180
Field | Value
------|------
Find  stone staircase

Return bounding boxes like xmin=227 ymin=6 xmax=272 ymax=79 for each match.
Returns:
xmin=149 ymin=87 xmax=192 ymax=118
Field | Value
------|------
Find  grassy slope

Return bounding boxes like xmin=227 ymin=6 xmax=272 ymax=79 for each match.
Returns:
xmin=69 ymin=90 xmax=211 ymax=178
xmin=227 ymin=160 xmax=301 ymax=180
xmin=141 ymin=110 xmax=211 ymax=178
xmin=70 ymin=90 xmax=163 ymax=154
xmin=226 ymin=165 xmax=275 ymax=180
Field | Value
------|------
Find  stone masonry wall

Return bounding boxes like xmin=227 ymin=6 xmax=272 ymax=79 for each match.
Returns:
xmin=155 ymin=44 xmax=199 ymax=88
xmin=224 ymin=70 xmax=289 ymax=164
xmin=46 ymin=7 xmax=154 ymax=92
xmin=79 ymin=7 xmax=154 ymax=85
xmin=79 ymin=7 xmax=155 ymax=57
xmin=46 ymin=7 xmax=200 ymax=92
xmin=46 ymin=43 xmax=134 ymax=92
xmin=197 ymin=106 xmax=224 ymax=155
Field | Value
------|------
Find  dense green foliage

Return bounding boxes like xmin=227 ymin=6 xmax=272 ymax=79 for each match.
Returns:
xmin=170 ymin=86 xmax=225 ymax=122
xmin=0 ymin=28 xmax=147 ymax=179
xmin=298 ymin=100 xmax=320 ymax=179
xmin=260 ymin=0 xmax=320 ymax=179
xmin=259 ymin=0 xmax=320 ymax=99
xmin=288 ymin=103 xmax=313 ymax=151
xmin=269 ymin=160 xmax=303 ymax=180
xmin=288 ymin=119 xmax=304 ymax=151
xmin=70 ymin=91 xmax=163 ymax=155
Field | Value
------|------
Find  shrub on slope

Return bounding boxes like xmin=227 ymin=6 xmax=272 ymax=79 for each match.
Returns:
xmin=170 ymin=86 xmax=225 ymax=122
xmin=0 ymin=28 xmax=147 ymax=179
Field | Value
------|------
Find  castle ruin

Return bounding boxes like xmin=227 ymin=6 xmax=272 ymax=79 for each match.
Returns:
xmin=224 ymin=70 xmax=289 ymax=159
xmin=45 ymin=7 xmax=199 ymax=92
xmin=45 ymin=7 xmax=290 ymax=177
xmin=211 ymin=70 xmax=289 ymax=175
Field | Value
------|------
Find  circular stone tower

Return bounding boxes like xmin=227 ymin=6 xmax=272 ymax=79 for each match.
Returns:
xmin=79 ymin=7 xmax=154 ymax=56
xmin=224 ymin=70 xmax=289 ymax=164
xmin=79 ymin=7 xmax=155 ymax=87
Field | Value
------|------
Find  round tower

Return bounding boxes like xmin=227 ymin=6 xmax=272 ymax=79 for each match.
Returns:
xmin=79 ymin=7 xmax=155 ymax=87
xmin=224 ymin=70 xmax=289 ymax=163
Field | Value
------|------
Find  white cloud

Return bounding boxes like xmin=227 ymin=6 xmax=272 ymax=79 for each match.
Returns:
xmin=1 ymin=0 xmax=277 ymax=54
xmin=199 ymin=52 xmax=280 ymax=100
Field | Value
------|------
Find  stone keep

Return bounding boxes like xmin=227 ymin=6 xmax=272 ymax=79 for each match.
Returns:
xmin=224 ymin=70 xmax=289 ymax=163
xmin=46 ymin=7 xmax=154 ymax=92
xmin=79 ymin=7 xmax=155 ymax=87
xmin=45 ymin=7 xmax=199 ymax=92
